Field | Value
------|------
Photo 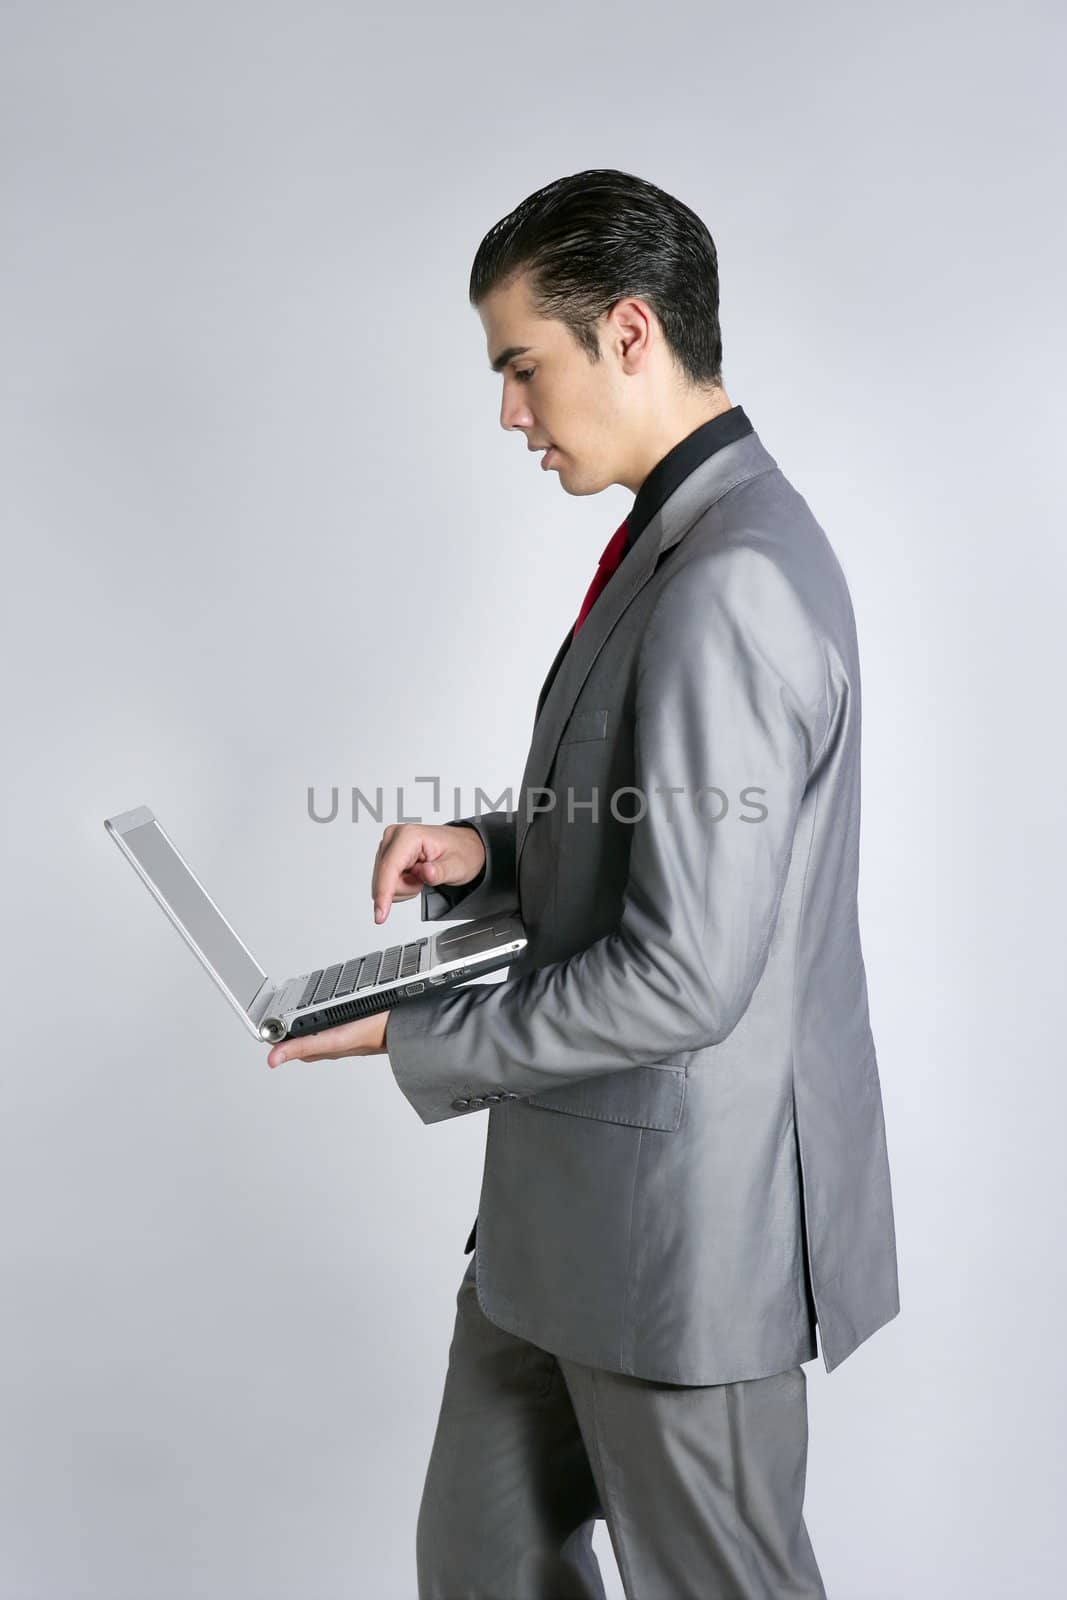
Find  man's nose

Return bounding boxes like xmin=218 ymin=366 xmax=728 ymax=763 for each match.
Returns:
xmin=499 ymin=392 xmax=533 ymax=434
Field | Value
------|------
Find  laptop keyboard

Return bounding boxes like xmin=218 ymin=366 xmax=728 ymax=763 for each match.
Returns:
xmin=296 ymin=937 xmax=429 ymax=1010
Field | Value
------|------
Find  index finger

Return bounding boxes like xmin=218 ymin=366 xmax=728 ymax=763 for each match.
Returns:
xmin=372 ymin=826 xmax=420 ymax=923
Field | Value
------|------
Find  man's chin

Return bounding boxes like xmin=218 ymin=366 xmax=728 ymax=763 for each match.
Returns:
xmin=556 ymin=467 xmax=600 ymax=499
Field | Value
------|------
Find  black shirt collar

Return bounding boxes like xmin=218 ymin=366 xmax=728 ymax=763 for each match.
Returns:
xmin=626 ymin=403 xmax=754 ymax=549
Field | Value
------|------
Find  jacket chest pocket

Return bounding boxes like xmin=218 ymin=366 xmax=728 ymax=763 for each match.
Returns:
xmin=524 ymin=1061 xmax=688 ymax=1131
xmin=551 ymin=704 xmax=622 ymax=859
xmin=558 ymin=706 xmax=609 ymax=746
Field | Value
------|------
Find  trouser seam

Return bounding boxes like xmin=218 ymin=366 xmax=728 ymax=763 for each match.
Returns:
xmin=585 ymin=1368 xmax=640 ymax=1600
xmin=722 ymin=1380 xmax=768 ymax=1599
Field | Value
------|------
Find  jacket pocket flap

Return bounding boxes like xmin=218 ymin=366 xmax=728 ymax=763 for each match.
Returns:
xmin=524 ymin=1062 xmax=687 ymax=1131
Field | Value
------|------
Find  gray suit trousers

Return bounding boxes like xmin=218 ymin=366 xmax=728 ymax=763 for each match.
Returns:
xmin=415 ymin=1256 xmax=828 ymax=1600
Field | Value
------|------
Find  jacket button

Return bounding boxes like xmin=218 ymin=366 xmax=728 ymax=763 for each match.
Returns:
xmin=468 ymin=1096 xmax=486 ymax=1108
xmin=451 ymin=1098 xmax=470 ymax=1109
xmin=485 ymin=1093 xmax=502 ymax=1103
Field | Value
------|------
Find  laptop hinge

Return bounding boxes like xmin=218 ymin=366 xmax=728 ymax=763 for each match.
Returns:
xmin=248 ymin=978 xmax=283 ymax=1032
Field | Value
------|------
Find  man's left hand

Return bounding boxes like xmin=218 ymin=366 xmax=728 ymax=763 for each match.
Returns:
xmin=266 ymin=1010 xmax=390 ymax=1068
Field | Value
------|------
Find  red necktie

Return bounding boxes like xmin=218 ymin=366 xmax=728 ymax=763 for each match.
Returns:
xmin=573 ymin=517 xmax=630 ymax=637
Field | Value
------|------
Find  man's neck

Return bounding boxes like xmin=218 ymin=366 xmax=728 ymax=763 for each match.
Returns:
xmin=618 ymin=388 xmax=735 ymax=494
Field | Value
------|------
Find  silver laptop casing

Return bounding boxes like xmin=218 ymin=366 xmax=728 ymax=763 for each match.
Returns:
xmin=104 ymin=805 xmax=526 ymax=1043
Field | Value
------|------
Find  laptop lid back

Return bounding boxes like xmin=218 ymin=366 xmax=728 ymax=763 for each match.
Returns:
xmin=104 ymin=805 xmax=267 ymax=1011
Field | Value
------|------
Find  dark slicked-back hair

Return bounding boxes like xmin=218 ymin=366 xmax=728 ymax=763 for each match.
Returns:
xmin=469 ymin=168 xmax=724 ymax=391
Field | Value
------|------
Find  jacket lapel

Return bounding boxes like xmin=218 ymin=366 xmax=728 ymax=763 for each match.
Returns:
xmin=514 ymin=429 xmax=778 ymax=873
xmin=533 ymin=625 xmax=575 ymax=723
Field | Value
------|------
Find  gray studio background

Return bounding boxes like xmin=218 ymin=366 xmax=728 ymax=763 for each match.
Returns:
xmin=2 ymin=2 xmax=1064 ymax=1596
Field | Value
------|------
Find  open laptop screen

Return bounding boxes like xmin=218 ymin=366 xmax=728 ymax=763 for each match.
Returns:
xmin=105 ymin=806 xmax=265 ymax=1009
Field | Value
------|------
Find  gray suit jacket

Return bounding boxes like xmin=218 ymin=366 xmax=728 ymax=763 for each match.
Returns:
xmin=386 ymin=427 xmax=900 ymax=1385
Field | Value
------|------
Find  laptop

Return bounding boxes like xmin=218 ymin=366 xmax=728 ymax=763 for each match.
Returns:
xmin=104 ymin=805 xmax=527 ymax=1044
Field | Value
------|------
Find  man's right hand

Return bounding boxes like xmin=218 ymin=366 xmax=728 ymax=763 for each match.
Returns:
xmin=371 ymin=823 xmax=486 ymax=924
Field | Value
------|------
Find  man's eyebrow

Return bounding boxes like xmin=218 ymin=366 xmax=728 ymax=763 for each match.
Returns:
xmin=489 ymin=344 xmax=532 ymax=374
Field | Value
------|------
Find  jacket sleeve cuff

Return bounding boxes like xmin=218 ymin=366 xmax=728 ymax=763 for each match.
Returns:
xmin=384 ymin=989 xmax=515 ymax=1125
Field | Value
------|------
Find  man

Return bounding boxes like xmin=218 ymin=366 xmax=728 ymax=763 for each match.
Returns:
xmin=267 ymin=169 xmax=900 ymax=1599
